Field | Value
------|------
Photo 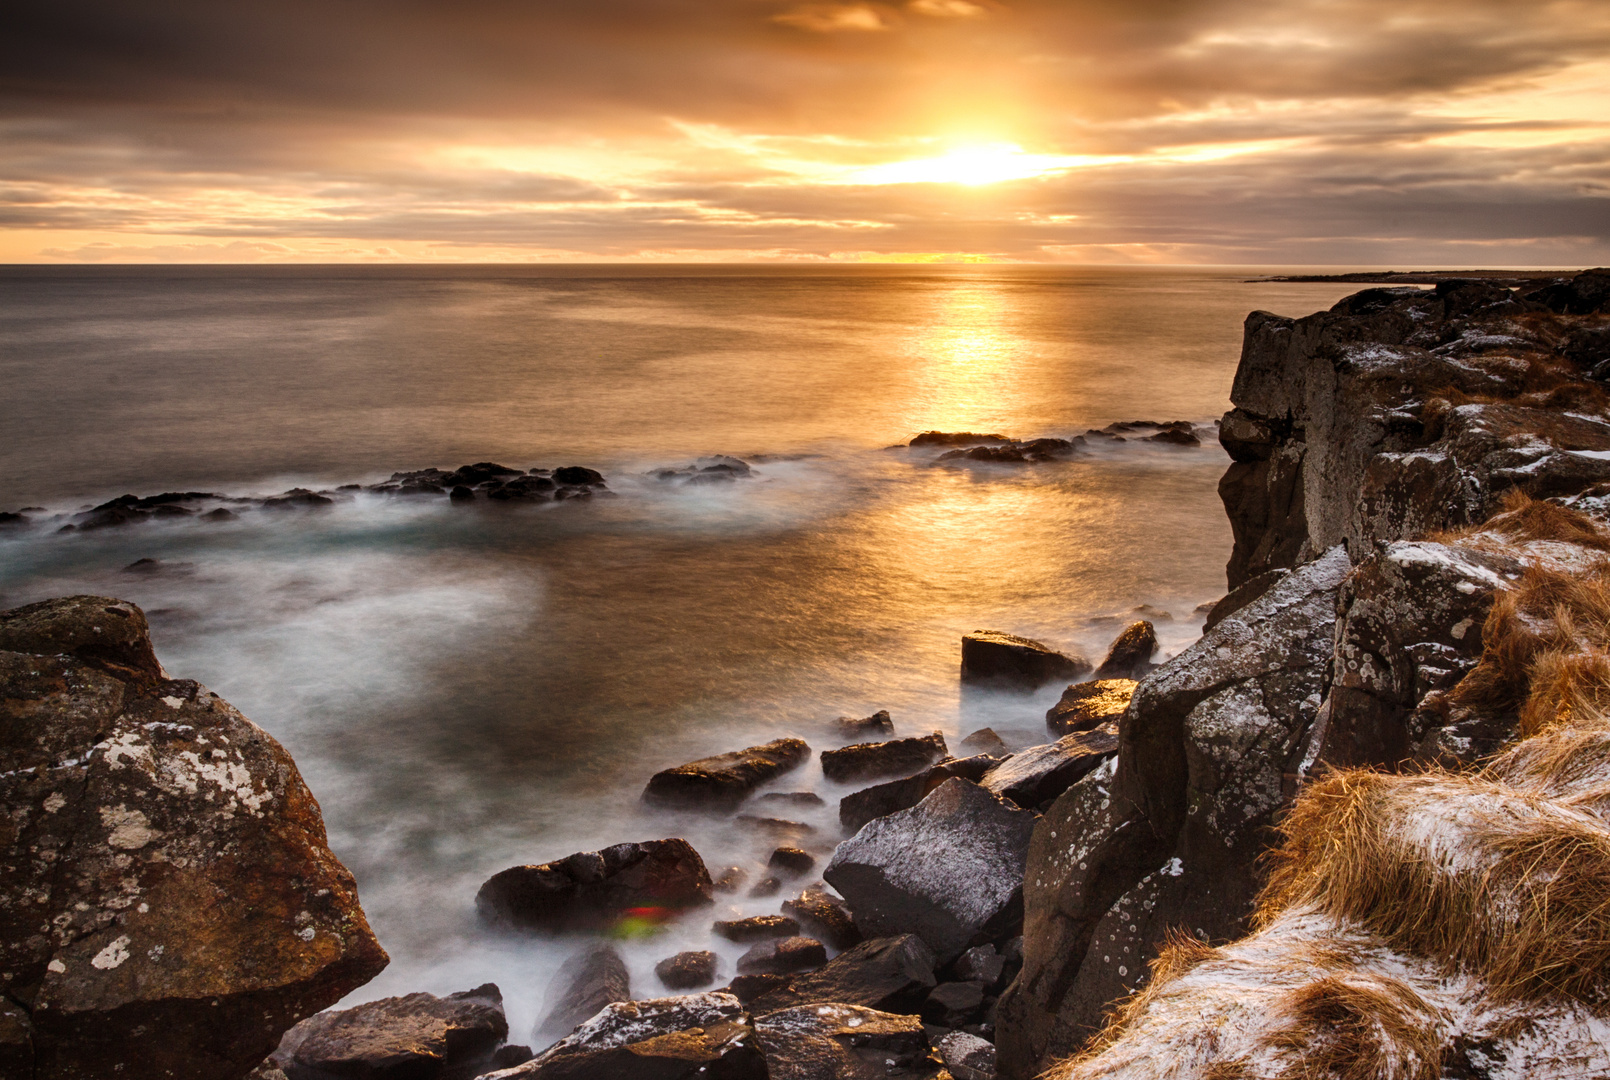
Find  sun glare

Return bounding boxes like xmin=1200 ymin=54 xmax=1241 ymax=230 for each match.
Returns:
xmin=847 ymin=143 xmax=1115 ymax=186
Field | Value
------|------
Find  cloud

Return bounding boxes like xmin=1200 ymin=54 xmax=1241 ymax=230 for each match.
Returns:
xmin=773 ymin=4 xmax=894 ymax=32
xmin=908 ymin=0 xmax=987 ymax=17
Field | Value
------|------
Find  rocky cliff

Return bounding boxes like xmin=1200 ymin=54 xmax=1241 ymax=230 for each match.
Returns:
xmin=997 ymin=270 xmax=1610 ymax=1079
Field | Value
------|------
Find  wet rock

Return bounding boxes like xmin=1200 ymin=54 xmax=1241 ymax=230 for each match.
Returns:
xmin=537 ymin=946 xmax=632 ymax=1039
xmin=754 ymin=791 xmax=825 ymax=809
xmin=737 ymin=815 xmax=816 ymax=842
xmin=753 ymin=1003 xmax=948 ymax=1080
xmin=959 ymin=728 xmax=1011 ymax=756
xmin=652 ymin=456 xmax=756 ymax=485
xmin=475 ymin=839 xmax=713 ymax=932
xmin=910 ymin=431 xmax=1012 ymax=447
xmin=979 ymin=726 xmax=1119 ymax=811
xmin=643 ymin=738 xmax=812 ymax=810
xmin=820 ymin=732 xmax=948 ymax=783
xmin=835 ymin=709 xmax=895 ymax=741
xmin=441 ymin=462 xmax=523 ymax=487
xmin=939 ymin=438 xmax=1082 ymax=464
xmin=838 ymin=753 xmax=1005 ymax=833
xmin=0 ymin=595 xmax=389 ymax=1080
xmin=1092 ymin=620 xmax=1157 ymax=679
xmin=825 ymin=779 xmax=1038 ymax=963
xmin=769 ymin=846 xmax=815 ymax=875
xmin=713 ymin=866 xmax=747 ymax=893
xmin=489 ymin=993 xmax=762 ymax=1079
xmin=450 ymin=485 xmax=476 ymax=502
xmin=748 ymin=935 xmax=938 ymax=1015
xmin=1045 ymin=679 xmax=1136 ymax=736
xmin=923 ymin=981 xmax=987 ymax=1028
xmin=491 ymin=1045 xmax=535 ymax=1069
xmin=263 ymin=489 xmax=335 ymax=509
xmin=726 ymin=973 xmax=789 ymax=1005
xmin=781 ymin=884 xmax=863 ymax=951
xmin=953 ymin=944 xmax=1006 ymax=988
xmin=655 ymin=951 xmax=718 ymax=991
xmin=552 ymin=466 xmax=605 ymax=486
xmin=936 ymin=1030 xmax=997 ymax=1080
xmin=714 ymin=915 xmax=802 ymax=942
xmin=749 ymin=876 xmax=783 ymax=898
xmin=961 ymin=631 xmax=1090 ymax=689
xmin=282 ymin=984 xmax=507 ymax=1080
xmin=736 ymin=936 xmax=827 ymax=976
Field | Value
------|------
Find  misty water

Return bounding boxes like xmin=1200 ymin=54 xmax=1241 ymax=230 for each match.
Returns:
xmin=0 ymin=265 xmax=1358 ymax=1038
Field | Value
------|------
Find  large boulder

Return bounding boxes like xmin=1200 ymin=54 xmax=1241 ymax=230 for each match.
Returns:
xmin=979 ymin=727 xmax=1119 ymax=811
xmin=0 ymin=596 xmax=388 ymax=1080
xmin=642 ymin=738 xmax=811 ymax=810
xmin=961 ymin=632 xmax=1090 ymax=689
xmin=280 ymin=985 xmax=508 ymax=1080
xmin=747 ymin=935 xmax=938 ymax=1015
xmin=753 ymin=1003 xmax=948 ymax=1079
xmin=1045 ymin=679 xmax=1136 ymax=736
xmin=476 ymin=839 xmax=713 ymax=931
xmin=537 ymin=945 xmax=631 ymax=1039
xmin=996 ymin=547 xmax=1349 ymax=1075
xmin=825 ymin=779 xmax=1037 ymax=963
xmin=819 ymin=733 xmax=948 ymax=783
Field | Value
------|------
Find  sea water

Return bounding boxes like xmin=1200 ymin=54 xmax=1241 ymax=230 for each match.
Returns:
xmin=0 ymin=265 xmax=1357 ymax=1039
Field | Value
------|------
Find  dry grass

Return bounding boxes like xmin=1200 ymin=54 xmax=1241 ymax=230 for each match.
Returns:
xmin=1267 ymin=973 xmax=1445 ymax=1080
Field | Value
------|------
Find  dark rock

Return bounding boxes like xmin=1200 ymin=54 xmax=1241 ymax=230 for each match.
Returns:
xmin=1526 ymin=267 xmax=1610 ymax=314
xmin=748 ymin=875 xmax=783 ymax=898
xmin=753 ymin=1004 xmax=948 ymax=1080
xmin=936 ymin=1031 xmax=997 ymax=1080
xmin=838 ymin=753 xmax=1005 ymax=833
xmin=714 ymin=915 xmax=801 ymax=942
xmin=726 ymin=973 xmax=788 ymax=1004
xmin=1092 ymin=620 xmax=1157 ymax=679
xmin=284 ymin=985 xmax=507 ymax=1080
xmin=643 ymin=738 xmax=812 ymax=810
xmin=449 ymin=485 xmax=476 ymax=502
xmin=736 ymin=815 xmax=816 ymax=840
xmin=492 ymin=1045 xmax=535 ymax=1068
xmin=538 ymin=946 xmax=631 ymax=1038
xmin=0 ymin=596 xmax=388 ymax=1080
xmin=654 ymin=951 xmax=718 ymax=991
xmin=263 ymin=489 xmax=334 ymax=509
xmin=1044 ymin=679 xmax=1136 ymax=736
xmin=910 ymin=431 xmax=1012 ymax=447
xmin=442 ymin=462 xmax=522 ymax=487
xmin=953 ymin=945 xmax=1006 ymax=988
xmin=819 ymin=732 xmax=948 ymax=783
xmin=495 ymin=993 xmax=763 ymax=1079
xmin=203 ymin=507 xmax=238 ymax=521
xmin=736 ymin=936 xmax=827 ymax=976
xmin=475 ymin=839 xmax=713 ymax=932
xmin=959 ymin=728 xmax=1011 ymax=756
xmin=781 ymin=884 xmax=863 ymax=951
xmin=835 ymin=709 xmax=895 ymax=741
xmin=754 ymin=791 xmax=825 ymax=809
xmin=552 ymin=466 xmax=605 ymax=486
xmin=961 ymin=631 xmax=1090 ymax=689
xmin=979 ymin=726 xmax=1119 ymax=811
xmin=923 ymin=981 xmax=987 ymax=1027
xmin=769 ymin=846 xmax=815 ymax=875
xmin=938 ymin=438 xmax=1081 ymax=464
xmin=747 ymin=935 xmax=937 ymax=1014
xmin=1146 ymin=425 xmax=1201 ymax=446
xmin=713 ymin=866 xmax=747 ymax=893
xmin=825 ymin=779 xmax=1038 ymax=963
xmin=652 ymin=456 xmax=756 ymax=485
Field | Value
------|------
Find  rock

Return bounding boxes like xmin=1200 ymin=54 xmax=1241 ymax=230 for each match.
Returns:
xmin=825 ymin=779 xmax=1038 ymax=963
xmin=1092 ymin=620 xmax=1157 ymax=679
xmin=753 ymin=1003 xmax=948 ymax=1080
xmin=953 ymin=945 xmax=1006 ymax=988
xmin=961 ymin=631 xmax=1090 ymax=689
xmin=489 ymin=993 xmax=763 ymax=1079
xmin=450 ymin=485 xmax=476 ymax=502
xmin=938 ymin=438 xmax=1082 ymax=464
xmin=923 ymin=981 xmax=987 ymax=1027
xmin=538 ymin=946 xmax=632 ymax=1039
xmin=959 ymin=728 xmax=1011 ymax=756
xmin=491 ymin=1045 xmax=534 ymax=1069
xmin=819 ymin=732 xmax=948 ymax=783
xmin=979 ymin=726 xmax=1119 ymax=811
xmin=736 ymin=936 xmax=827 ymax=975
xmin=910 ymin=431 xmax=1012 ymax=447
xmin=441 ymin=462 xmax=523 ymax=487
xmin=838 ymin=753 xmax=1004 ymax=833
xmin=1146 ymin=425 xmax=1201 ymax=446
xmin=0 ymin=596 xmax=388 ymax=1080
xmin=835 ymin=709 xmax=895 ymax=741
xmin=781 ymin=884 xmax=863 ymax=951
xmin=737 ymin=815 xmax=816 ymax=841
xmin=769 ymin=846 xmax=815 ymax=875
xmin=1045 ymin=679 xmax=1136 ymax=736
xmin=996 ymin=546 xmax=1350 ymax=1075
xmin=475 ymin=839 xmax=713 ymax=932
xmin=725 ymin=973 xmax=788 ymax=1004
xmin=936 ymin=1030 xmax=997 ymax=1080
xmin=713 ymin=866 xmax=746 ymax=893
xmin=642 ymin=738 xmax=811 ymax=810
xmin=655 ymin=951 xmax=718 ymax=991
xmin=748 ymin=875 xmax=783 ymax=898
xmin=747 ymin=935 xmax=938 ymax=1015
xmin=283 ymin=984 xmax=508 ymax=1080
xmin=754 ymin=791 xmax=825 ymax=809
xmin=714 ymin=915 xmax=802 ymax=942
xmin=552 ymin=466 xmax=605 ymax=486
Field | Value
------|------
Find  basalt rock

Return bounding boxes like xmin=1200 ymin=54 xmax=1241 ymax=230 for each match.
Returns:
xmin=979 ymin=727 xmax=1119 ymax=811
xmin=1092 ymin=621 xmax=1157 ymax=680
xmin=747 ymin=935 xmax=938 ymax=1015
xmin=961 ymin=632 xmax=1091 ymax=689
xmin=538 ymin=946 xmax=632 ymax=1039
xmin=819 ymin=733 xmax=948 ymax=783
xmin=280 ymin=984 xmax=508 ymax=1080
xmin=825 ymin=779 xmax=1038 ymax=964
xmin=475 ymin=839 xmax=713 ymax=932
xmin=838 ymin=753 xmax=1004 ymax=833
xmin=753 ymin=1003 xmax=949 ymax=1080
xmin=1045 ymin=680 xmax=1136 ymax=737
xmin=643 ymin=738 xmax=812 ymax=810
xmin=486 ymin=993 xmax=763 ymax=1079
xmin=0 ymin=595 xmax=388 ymax=1080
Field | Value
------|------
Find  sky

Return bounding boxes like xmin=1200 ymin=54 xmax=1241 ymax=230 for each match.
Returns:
xmin=4 ymin=0 xmax=1609 ymax=265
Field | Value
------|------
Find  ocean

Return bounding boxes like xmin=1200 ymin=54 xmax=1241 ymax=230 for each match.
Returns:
xmin=0 ymin=264 xmax=1359 ymax=1038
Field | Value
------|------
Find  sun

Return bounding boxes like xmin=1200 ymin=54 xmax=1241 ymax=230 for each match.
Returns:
xmin=846 ymin=142 xmax=1115 ymax=186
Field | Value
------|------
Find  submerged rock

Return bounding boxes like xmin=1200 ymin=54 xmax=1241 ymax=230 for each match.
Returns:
xmin=280 ymin=985 xmax=507 ymax=1080
xmin=537 ymin=946 xmax=631 ymax=1039
xmin=0 ymin=595 xmax=388 ymax=1080
xmin=475 ymin=838 xmax=713 ymax=932
xmin=825 ymin=779 xmax=1037 ymax=963
xmin=1045 ymin=679 xmax=1136 ymax=736
xmin=961 ymin=631 xmax=1090 ymax=689
xmin=642 ymin=738 xmax=811 ymax=809
xmin=819 ymin=732 xmax=948 ymax=783
xmin=753 ymin=1003 xmax=949 ymax=1080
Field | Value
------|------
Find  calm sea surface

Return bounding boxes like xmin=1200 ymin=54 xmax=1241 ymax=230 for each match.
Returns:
xmin=0 ymin=265 xmax=1358 ymax=1034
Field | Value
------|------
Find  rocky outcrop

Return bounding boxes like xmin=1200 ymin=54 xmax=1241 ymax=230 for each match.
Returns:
xmin=278 ymin=985 xmax=507 ymax=1080
xmin=475 ymin=839 xmax=713 ymax=931
xmin=0 ymin=595 xmax=388 ymax=1080
xmin=961 ymin=632 xmax=1090 ymax=688
xmin=642 ymin=738 xmax=811 ymax=809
